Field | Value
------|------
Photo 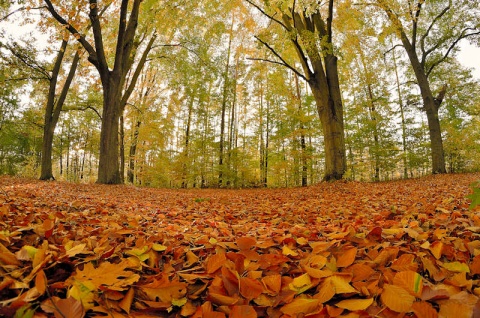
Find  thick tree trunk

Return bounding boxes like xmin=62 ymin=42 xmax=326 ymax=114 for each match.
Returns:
xmin=424 ymin=98 xmax=446 ymax=173
xmin=40 ymin=125 xmax=55 ymax=180
xmin=97 ymin=82 xmax=122 ymax=184
xmin=310 ymin=55 xmax=346 ymax=181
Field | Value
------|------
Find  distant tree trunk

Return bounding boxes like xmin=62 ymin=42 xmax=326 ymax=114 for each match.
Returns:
xmin=366 ymin=84 xmax=380 ymax=181
xmin=119 ymin=115 xmax=125 ymax=183
xmin=218 ymin=15 xmax=235 ymax=187
xmin=128 ymin=120 xmax=141 ymax=184
xmin=391 ymin=47 xmax=408 ymax=179
xmin=40 ymin=40 xmax=79 ymax=180
xmin=182 ymin=94 xmax=195 ymax=188
xmin=294 ymin=73 xmax=308 ymax=187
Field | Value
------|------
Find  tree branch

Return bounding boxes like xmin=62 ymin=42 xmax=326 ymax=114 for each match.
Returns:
xmin=426 ymin=28 xmax=480 ymax=77
xmin=243 ymin=0 xmax=290 ymax=30
xmin=420 ymin=1 xmax=451 ymax=64
xmin=252 ymin=36 xmax=306 ymax=81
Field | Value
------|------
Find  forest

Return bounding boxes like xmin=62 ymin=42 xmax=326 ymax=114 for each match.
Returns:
xmin=0 ymin=0 xmax=478 ymax=187
xmin=2 ymin=1 xmax=480 ymax=317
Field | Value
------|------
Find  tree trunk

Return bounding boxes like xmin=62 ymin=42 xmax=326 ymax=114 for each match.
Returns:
xmin=309 ymin=55 xmax=346 ymax=181
xmin=128 ymin=120 xmax=141 ymax=183
xmin=381 ymin=3 xmax=447 ymax=174
xmin=391 ymin=47 xmax=408 ymax=179
xmin=406 ymin=52 xmax=446 ymax=174
xmin=40 ymin=40 xmax=79 ymax=180
xmin=97 ymin=81 xmax=122 ymax=184
xmin=119 ymin=115 xmax=125 ymax=183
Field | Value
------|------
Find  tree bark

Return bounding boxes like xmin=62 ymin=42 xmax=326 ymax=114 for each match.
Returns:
xmin=128 ymin=120 xmax=141 ymax=183
xmin=40 ymin=40 xmax=80 ymax=180
xmin=44 ymin=0 xmax=156 ymax=184
xmin=379 ymin=0 xmax=447 ymax=174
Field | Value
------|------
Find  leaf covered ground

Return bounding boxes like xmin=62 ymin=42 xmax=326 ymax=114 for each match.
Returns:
xmin=1 ymin=173 xmax=480 ymax=318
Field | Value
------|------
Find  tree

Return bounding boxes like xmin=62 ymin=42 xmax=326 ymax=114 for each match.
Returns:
xmin=43 ymin=0 xmax=157 ymax=184
xmin=40 ymin=40 xmax=79 ymax=180
xmin=246 ymin=0 xmax=346 ymax=181
xmin=375 ymin=0 xmax=480 ymax=174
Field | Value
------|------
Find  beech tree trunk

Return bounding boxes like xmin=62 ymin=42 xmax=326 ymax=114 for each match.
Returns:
xmin=380 ymin=1 xmax=447 ymax=174
xmin=40 ymin=40 xmax=79 ymax=180
xmin=97 ymin=80 xmax=122 ymax=184
xmin=400 ymin=35 xmax=446 ymax=174
xmin=308 ymin=55 xmax=346 ymax=181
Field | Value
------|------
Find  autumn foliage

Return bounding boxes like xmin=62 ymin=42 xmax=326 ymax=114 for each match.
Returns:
xmin=1 ymin=173 xmax=480 ymax=317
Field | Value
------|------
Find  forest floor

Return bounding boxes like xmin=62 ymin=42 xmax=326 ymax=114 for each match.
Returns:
xmin=1 ymin=173 xmax=480 ymax=317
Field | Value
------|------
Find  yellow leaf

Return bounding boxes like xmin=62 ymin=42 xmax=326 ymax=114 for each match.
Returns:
xmin=68 ymin=280 xmax=96 ymax=310
xmin=296 ymin=237 xmax=308 ymax=245
xmin=172 ymin=297 xmax=187 ymax=307
xmin=336 ymin=298 xmax=374 ymax=311
xmin=330 ymin=275 xmax=357 ymax=294
xmin=289 ymin=274 xmax=313 ymax=294
xmin=282 ymin=245 xmax=298 ymax=256
xmin=381 ymin=284 xmax=414 ymax=313
xmin=65 ymin=243 xmax=89 ymax=257
xmin=152 ymin=243 xmax=167 ymax=251
xmin=441 ymin=261 xmax=470 ymax=273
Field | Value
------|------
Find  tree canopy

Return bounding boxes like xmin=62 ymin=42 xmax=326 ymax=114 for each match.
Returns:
xmin=0 ymin=0 xmax=478 ymax=186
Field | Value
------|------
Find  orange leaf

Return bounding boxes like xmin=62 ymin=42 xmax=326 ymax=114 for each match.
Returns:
xmin=393 ymin=271 xmax=423 ymax=297
xmin=240 ymin=277 xmax=264 ymax=300
xmin=0 ymin=242 xmax=20 ymax=266
xmin=470 ymin=254 xmax=480 ymax=275
xmin=236 ymin=237 xmax=256 ymax=250
xmin=119 ymin=287 xmax=135 ymax=314
xmin=230 ymin=305 xmax=257 ymax=318
xmin=412 ymin=301 xmax=438 ymax=318
xmin=380 ymin=284 xmax=415 ymax=313
xmin=280 ymin=298 xmax=321 ymax=316
xmin=391 ymin=253 xmax=418 ymax=272
xmin=336 ymin=247 xmax=357 ymax=268
xmin=346 ymin=264 xmax=375 ymax=282
xmin=35 ymin=270 xmax=47 ymax=295
xmin=262 ymin=274 xmax=281 ymax=295
xmin=335 ymin=298 xmax=373 ymax=311
xmin=315 ymin=279 xmax=336 ymax=303
xmin=206 ymin=253 xmax=227 ymax=274
xmin=207 ymin=292 xmax=239 ymax=306
xmin=429 ymin=241 xmax=443 ymax=259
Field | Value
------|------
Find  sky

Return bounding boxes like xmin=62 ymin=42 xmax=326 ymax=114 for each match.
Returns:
xmin=458 ymin=42 xmax=480 ymax=80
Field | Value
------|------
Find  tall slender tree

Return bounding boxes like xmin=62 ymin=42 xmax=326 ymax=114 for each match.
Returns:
xmin=375 ymin=0 xmax=480 ymax=174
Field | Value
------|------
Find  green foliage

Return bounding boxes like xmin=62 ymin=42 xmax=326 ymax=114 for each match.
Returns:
xmin=468 ymin=181 xmax=480 ymax=210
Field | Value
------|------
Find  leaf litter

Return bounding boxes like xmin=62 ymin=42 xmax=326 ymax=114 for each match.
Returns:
xmin=1 ymin=173 xmax=480 ymax=317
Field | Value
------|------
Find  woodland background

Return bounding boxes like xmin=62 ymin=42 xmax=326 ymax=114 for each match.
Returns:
xmin=0 ymin=0 xmax=479 ymax=187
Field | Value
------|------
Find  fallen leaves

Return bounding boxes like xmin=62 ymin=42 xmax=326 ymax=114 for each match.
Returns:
xmin=1 ymin=173 xmax=480 ymax=317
